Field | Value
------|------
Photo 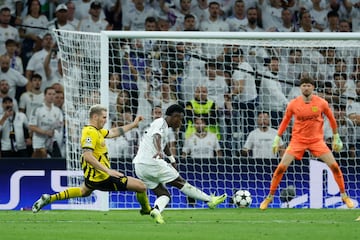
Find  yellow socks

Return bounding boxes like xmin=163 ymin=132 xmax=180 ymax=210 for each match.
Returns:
xmin=136 ymin=192 xmax=151 ymax=212
xmin=50 ymin=187 xmax=83 ymax=203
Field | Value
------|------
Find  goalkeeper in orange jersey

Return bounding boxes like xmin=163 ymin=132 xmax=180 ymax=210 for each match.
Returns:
xmin=32 ymin=104 xmax=151 ymax=215
xmin=260 ymin=76 xmax=354 ymax=210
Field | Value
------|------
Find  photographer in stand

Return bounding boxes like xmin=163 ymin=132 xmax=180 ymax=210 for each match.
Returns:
xmin=0 ymin=96 xmax=30 ymax=158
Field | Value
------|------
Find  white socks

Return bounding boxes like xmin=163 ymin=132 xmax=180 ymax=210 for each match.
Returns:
xmin=180 ymin=182 xmax=211 ymax=202
xmin=154 ymin=195 xmax=170 ymax=213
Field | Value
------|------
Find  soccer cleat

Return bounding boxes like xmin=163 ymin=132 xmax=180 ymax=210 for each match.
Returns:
xmin=32 ymin=194 xmax=51 ymax=213
xmin=139 ymin=208 xmax=151 ymax=215
xmin=260 ymin=195 xmax=274 ymax=210
xmin=355 ymin=216 xmax=360 ymax=221
xmin=207 ymin=193 xmax=227 ymax=209
xmin=342 ymin=195 xmax=354 ymax=209
xmin=150 ymin=208 xmax=165 ymax=224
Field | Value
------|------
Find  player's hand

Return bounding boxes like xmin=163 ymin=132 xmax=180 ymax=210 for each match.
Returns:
xmin=272 ymin=135 xmax=281 ymax=154
xmin=332 ymin=133 xmax=343 ymax=153
xmin=171 ymin=162 xmax=178 ymax=170
xmin=133 ymin=115 xmax=144 ymax=127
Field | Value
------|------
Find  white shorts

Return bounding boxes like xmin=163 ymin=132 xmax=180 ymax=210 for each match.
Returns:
xmin=134 ymin=160 xmax=180 ymax=189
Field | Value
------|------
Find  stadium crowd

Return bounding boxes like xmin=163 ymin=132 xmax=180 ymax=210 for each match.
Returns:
xmin=0 ymin=0 xmax=360 ymax=159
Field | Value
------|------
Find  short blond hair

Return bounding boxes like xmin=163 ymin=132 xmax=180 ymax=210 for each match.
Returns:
xmin=89 ymin=104 xmax=107 ymax=118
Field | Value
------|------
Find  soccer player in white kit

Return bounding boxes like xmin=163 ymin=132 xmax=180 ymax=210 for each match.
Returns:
xmin=133 ymin=104 xmax=227 ymax=224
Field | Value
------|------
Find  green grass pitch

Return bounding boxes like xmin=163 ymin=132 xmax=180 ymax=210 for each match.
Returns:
xmin=1 ymin=209 xmax=359 ymax=240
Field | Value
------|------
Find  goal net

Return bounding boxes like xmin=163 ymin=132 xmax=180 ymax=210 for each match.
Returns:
xmin=55 ymin=30 xmax=360 ymax=209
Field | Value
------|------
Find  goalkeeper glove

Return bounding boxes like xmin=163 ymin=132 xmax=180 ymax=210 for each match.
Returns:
xmin=272 ymin=135 xmax=281 ymax=154
xmin=332 ymin=133 xmax=343 ymax=153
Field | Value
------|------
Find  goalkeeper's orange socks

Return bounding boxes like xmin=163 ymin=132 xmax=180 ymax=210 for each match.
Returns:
xmin=329 ymin=162 xmax=345 ymax=193
xmin=269 ymin=164 xmax=288 ymax=195
xmin=136 ymin=192 xmax=152 ymax=213
xmin=50 ymin=187 xmax=82 ymax=203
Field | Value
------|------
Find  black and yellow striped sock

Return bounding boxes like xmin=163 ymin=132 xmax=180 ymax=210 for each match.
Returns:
xmin=50 ymin=187 xmax=83 ymax=203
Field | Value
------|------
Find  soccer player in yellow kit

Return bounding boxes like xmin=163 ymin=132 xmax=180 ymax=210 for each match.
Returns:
xmin=260 ymin=76 xmax=354 ymax=210
xmin=32 ymin=104 xmax=151 ymax=214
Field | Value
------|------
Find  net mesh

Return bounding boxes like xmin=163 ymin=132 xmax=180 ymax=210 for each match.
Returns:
xmin=55 ymin=30 xmax=359 ymax=209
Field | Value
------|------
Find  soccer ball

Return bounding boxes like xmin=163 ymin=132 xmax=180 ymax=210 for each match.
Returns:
xmin=233 ymin=190 xmax=252 ymax=208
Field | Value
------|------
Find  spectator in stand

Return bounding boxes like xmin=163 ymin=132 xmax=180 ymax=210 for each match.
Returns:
xmin=185 ymin=85 xmax=220 ymax=140
xmin=0 ymin=96 xmax=30 ymax=158
xmin=339 ymin=19 xmax=351 ymax=32
xmin=47 ymin=4 xmax=76 ymax=34
xmin=159 ymin=0 xmax=198 ymax=30
xmin=226 ymin=0 xmax=248 ymax=32
xmin=332 ymin=103 xmax=356 ymax=159
xmin=19 ymin=0 xmax=48 ymax=58
xmin=0 ymin=55 xmax=28 ymax=100
xmin=65 ymin=1 xmax=80 ymax=30
xmin=53 ymin=89 xmax=65 ymax=157
xmin=123 ymin=0 xmax=158 ymax=31
xmin=157 ymin=17 xmax=171 ymax=31
xmin=307 ymin=0 xmax=330 ymax=32
xmin=230 ymin=48 xmax=258 ymax=142
xmin=199 ymin=1 xmax=229 ymax=31
xmin=258 ymin=0 xmax=283 ymax=32
xmin=29 ymin=86 xmax=63 ymax=158
xmin=239 ymin=7 xmax=264 ymax=32
xmin=19 ymin=73 xmax=43 ymax=120
xmin=277 ymin=8 xmax=296 ymax=32
xmin=0 ymin=79 xmax=19 ymax=114
xmin=112 ymin=89 xmax=134 ymax=121
xmin=44 ymin=50 xmax=63 ymax=88
xmin=298 ymin=10 xmax=320 ymax=32
xmin=10 ymin=0 xmax=25 ymax=27
xmin=74 ymin=0 xmax=105 ymax=21
xmin=105 ymin=0 xmax=122 ymax=30
xmin=192 ymin=0 xmax=209 ymax=23
xmin=343 ymin=0 xmax=359 ymax=32
xmin=259 ymin=56 xmax=288 ymax=128
xmin=323 ymin=10 xmax=339 ymax=32
xmin=200 ymin=1 xmax=229 ymax=58
xmin=3 ymin=39 xmax=23 ymax=75
xmin=108 ymin=72 xmax=121 ymax=115
xmin=78 ymin=1 xmax=112 ymax=32
xmin=199 ymin=61 xmax=228 ymax=110
xmin=25 ymin=33 xmax=56 ymax=91
xmin=182 ymin=116 xmax=222 ymax=158
xmin=241 ymin=111 xmax=285 ymax=158
xmin=0 ymin=5 xmax=20 ymax=55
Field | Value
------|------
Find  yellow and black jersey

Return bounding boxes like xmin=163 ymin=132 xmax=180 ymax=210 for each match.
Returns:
xmin=80 ymin=125 xmax=110 ymax=182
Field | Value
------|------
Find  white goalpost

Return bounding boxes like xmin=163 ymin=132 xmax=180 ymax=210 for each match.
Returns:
xmin=55 ymin=30 xmax=360 ymax=210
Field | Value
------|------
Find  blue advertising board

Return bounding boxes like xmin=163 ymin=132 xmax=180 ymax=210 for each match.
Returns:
xmin=0 ymin=158 xmax=359 ymax=210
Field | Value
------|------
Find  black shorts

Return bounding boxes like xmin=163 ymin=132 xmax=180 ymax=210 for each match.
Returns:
xmin=85 ymin=176 xmax=128 ymax=191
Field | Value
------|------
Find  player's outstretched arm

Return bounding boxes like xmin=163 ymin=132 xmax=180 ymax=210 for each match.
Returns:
xmin=107 ymin=115 xmax=144 ymax=138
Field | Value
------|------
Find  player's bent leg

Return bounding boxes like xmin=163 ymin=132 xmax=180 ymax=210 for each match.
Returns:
xmin=127 ymin=176 xmax=152 ymax=215
xmin=32 ymin=187 xmax=85 ymax=213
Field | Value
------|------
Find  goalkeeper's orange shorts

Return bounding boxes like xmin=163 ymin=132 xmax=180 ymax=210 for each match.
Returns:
xmin=286 ymin=140 xmax=331 ymax=160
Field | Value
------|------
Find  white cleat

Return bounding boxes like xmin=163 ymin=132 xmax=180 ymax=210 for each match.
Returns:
xmin=32 ymin=194 xmax=51 ymax=213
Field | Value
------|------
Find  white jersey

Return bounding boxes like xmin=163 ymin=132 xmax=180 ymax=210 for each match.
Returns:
xmin=243 ymin=128 xmax=282 ymax=159
xmin=0 ymin=68 xmax=28 ymax=99
xmin=0 ymin=111 xmax=28 ymax=151
xmin=133 ymin=117 xmax=169 ymax=165
xmin=19 ymin=91 xmax=44 ymax=119
xmin=0 ymin=25 xmax=20 ymax=55
xmin=182 ymin=132 xmax=220 ymax=158
xmin=78 ymin=18 xmax=109 ymax=32
xmin=232 ymin=61 xmax=257 ymax=102
xmin=29 ymin=103 xmax=63 ymax=149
